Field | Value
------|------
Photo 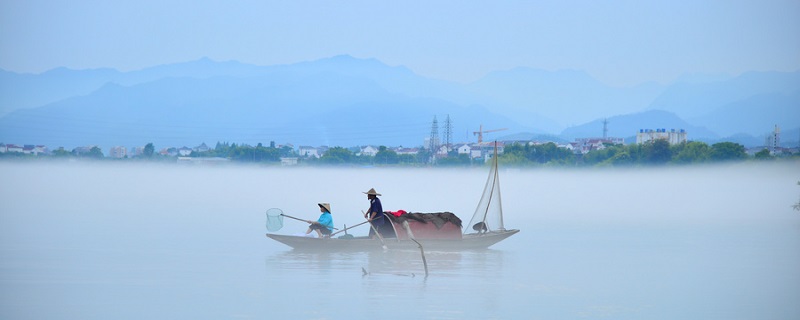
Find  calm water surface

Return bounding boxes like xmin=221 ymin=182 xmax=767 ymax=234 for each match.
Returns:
xmin=1 ymin=161 xmax=798 ymax=319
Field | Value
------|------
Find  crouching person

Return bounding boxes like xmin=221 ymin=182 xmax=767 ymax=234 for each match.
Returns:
xmin=306 ymin=203 xmax=334 ymax=238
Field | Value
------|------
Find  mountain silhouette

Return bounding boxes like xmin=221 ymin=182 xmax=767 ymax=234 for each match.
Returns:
xmin=1 ymin=56 xmax=798 ymax=149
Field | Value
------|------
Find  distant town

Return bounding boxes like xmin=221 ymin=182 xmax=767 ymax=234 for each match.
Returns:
xmin=2 ymin=125 xmax=798 ymax=166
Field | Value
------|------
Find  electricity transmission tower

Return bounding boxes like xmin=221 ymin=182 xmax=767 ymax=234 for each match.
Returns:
xmin=443 ymin=114 xmax=452 ymax=153
xmin=429 ymin=116 xmax=439 ymax=163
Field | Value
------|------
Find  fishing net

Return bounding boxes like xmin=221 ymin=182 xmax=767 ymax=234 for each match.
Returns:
xmin=265 ymin=208 xmax=284 ymax=231
xmin=465 ymin=144 xmax=504 ymax=234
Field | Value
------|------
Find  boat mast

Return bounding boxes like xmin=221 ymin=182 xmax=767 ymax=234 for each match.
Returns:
xmin=494 ymin=142 xmax=504 ymax=230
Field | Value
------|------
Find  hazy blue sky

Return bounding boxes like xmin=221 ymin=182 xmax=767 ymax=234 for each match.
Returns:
xmin=1 ymin=0 xmax=798 ymax=86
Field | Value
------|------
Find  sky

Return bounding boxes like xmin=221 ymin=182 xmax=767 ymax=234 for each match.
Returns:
xmin=1 ymin=0 xmax=799 ymax=86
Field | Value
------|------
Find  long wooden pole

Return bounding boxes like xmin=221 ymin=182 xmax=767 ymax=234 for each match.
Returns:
xmin=403 ymin=220 xmax=429 ymax=277
xmin=281 ymin=213 xmax=339 ymax=230
xmin=329 ymin=220 xmax=370 ymax=237
xmin=363 ymin=210 xmax=387 ymax=250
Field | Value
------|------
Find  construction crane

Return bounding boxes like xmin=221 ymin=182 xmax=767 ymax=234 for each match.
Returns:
xmin=473 ymin=125 xmax=508 ymax=144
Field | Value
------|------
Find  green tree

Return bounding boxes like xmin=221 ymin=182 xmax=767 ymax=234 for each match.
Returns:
xmin=438 ymin=153 xmax=472 ymax=166
xmin=644 ymin=139 xmax=672 ymax=164
xmin=710 ymin=142 xmax=747 ymax=161
xmin=754 ymin=148 xmax=773 ymax=160
xmin=416 ymin=148 xmax=433 ymax=165
xmin=502 ymin=142 xmax=574 ymax=165
xmin=498 ymin=151 xmax=530 ymax=166
xmin=672 ymin=141 xmax=710 ymax=164
xmin=583 ymin=146 xmax=618 ymax=165
xmin=51 ymin=148 xmax=72 ymax=157
xmin=604 ymin=151 xmax=633 ymax=166
xmin=320 ymin=147 xmax=353 ymax=164
xmin=143 ymin=143 xmax=155 ymax=158
xmin=374 ymin=146 xmax=399 ymax=165
xmin=397 ymin=153 xmax=418 ymax=165
xmin=87 ymin=146 xmax=104 ymax=158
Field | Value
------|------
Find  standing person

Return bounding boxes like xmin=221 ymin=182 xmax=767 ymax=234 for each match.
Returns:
xmin=363 ymin=188 xmax=386 ymax=238
xmin=306 ymin=203 xmax=334 ymax=238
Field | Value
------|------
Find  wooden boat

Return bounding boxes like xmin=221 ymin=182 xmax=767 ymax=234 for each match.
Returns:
xmin=265 ymin=230 xmax=519 ymax=251
xmin=265 ymin=142 xmax=519 ymax=251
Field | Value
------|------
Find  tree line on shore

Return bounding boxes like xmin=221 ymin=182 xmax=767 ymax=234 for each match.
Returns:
xmin=1 ymin=140 xmax=797 ymax=166
xmin=500 ymin=140 xmax=793 ymax=167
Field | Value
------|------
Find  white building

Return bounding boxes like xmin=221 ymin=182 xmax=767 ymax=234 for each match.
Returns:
xmin=394 ymin=147 xmax=419 ymax=155
xmin=280 ymin=157 xmax=299 ymax=166
xmin=131 ymin=146 xmax=144 ymax=157
xmin=456 ymin=144 xmax=471 ymax=155
xmin=436 ymin=145 xmax=449 ymax=156
xmin=359 ymin=145 xmax=379 ymax=156
xmin=109 ymin=146 xmax=127 ymax=158
xmin=178 ymin=147 xmax=192 ymax=156
xmin=193 ymin=143 xmax=210 ymax=153
xmin=298 ymin=146 xmax=320 ymax=158
xmin=636 ymin=129 xmax=687 ymax=145
xmin=5 ymin=144 xmax=23 ymax=153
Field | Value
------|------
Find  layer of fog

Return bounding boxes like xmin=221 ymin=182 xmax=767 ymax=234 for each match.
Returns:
xmin=2 ymin=161 xmax=797 ymax=238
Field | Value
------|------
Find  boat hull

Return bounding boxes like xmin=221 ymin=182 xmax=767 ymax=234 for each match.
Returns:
xmin=265 ymin=229 xmax=519 ymax=251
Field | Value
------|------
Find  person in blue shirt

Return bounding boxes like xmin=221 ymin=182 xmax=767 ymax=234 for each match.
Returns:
xmin=363 ymin=188 xmax=387 ymax=238
xmin=306 ymin=203 xmax=334 ymax=238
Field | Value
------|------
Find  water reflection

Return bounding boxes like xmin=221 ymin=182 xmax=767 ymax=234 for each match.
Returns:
xmin=265 ymin=248 xmax=506 ymax=279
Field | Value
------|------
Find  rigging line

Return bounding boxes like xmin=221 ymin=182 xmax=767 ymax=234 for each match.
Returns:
xmin=479 ymin=143 xmax=501 ymax=229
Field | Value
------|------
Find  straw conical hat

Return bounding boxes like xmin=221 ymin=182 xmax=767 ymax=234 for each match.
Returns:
xmin=318 ymin=203 xmax=331 ymax=213
xmin=362 ymin=188 xmax=382 ymax=196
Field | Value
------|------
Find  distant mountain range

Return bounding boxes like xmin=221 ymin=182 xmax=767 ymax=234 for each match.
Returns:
xmin=1 ymin=55 xmax=798 ymax=150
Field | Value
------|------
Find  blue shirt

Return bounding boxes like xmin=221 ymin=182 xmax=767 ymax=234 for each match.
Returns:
xmin=317 ymin=212 xmax=333 ymax=231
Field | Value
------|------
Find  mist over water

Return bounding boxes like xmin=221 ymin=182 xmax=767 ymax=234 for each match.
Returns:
xmin=1 ymin=161 xmax=799 ymax=319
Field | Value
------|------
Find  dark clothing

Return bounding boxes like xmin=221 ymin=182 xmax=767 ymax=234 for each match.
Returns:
xmin=309 ymin=223 xmax=332 ymax=235
xmin=368 ymin=197 xmax=384 ymax=225
xmin=368 ymin=197 xmax=388 ymax=238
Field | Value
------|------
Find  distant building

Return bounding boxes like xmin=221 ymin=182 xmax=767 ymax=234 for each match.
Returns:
xmin=456 ymin=143 xmax=491 ymax=159
xmin=159 ymin=147 xmax=178 ymax=156
xmin=19 ymin=145 xmax=48 ymax=155
xmin=436 ymin=145 xmax=449 ymax=156
xmin=636 ymin=129 xmax=687 ymax=145
xmin=456 ymin=144 xmax=471 ymax=155
xmin=193 ymin=143 xmax=210 ymax=153
xmin=280 ymin=157 xmax=299 ymax=166
xmin=6 ymin=144 xmax=23 ymax=153
xmin=177 ymin=157 xmax=229 ymax=165
xmin=72 ymin=145 xmax=97 ymax=155
xmin=109 ymin=146 xmax=127 ymax=158
xmin=766 ymin=125 xmax=780 ymax=152
xmin=394 ymin=147 xmax=419 ymax=155
xmin=474 ymin=142 xmax=505 ymax=159
xmin=359 ymin=145 xmax=379 ymax=156
xmin=178 ymin=147 xmax=192 ymax=156
xmin=131 ymin=146 xmax=144 ymax=157
xmin=298 ymin=146 xmax=320 ymax=158
xmin=570 ymin=138 xmax=624 ymax=154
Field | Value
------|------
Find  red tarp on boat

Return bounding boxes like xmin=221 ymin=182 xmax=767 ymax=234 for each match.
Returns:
xmin=386 ymin=212 xmax=462 ymax=240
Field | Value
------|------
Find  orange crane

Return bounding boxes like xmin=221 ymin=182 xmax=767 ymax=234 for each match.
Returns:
xmin=473 ymin=125 xmax=508 ymax=144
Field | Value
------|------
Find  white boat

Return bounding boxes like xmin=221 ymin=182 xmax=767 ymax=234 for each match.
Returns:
xmin=265 ymin=143 xmax=519 ymax=251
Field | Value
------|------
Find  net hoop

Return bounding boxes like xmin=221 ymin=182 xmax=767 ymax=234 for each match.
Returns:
xmin=266 ymin=208 xmax=284 ymax=232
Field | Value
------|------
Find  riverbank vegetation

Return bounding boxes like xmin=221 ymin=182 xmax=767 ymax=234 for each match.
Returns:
xmin=2 ymin=140 xmax=798 ymax=167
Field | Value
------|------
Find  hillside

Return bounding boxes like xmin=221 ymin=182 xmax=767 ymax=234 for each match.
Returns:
xmin=1 ymin=56 xmax=798 ymax=149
